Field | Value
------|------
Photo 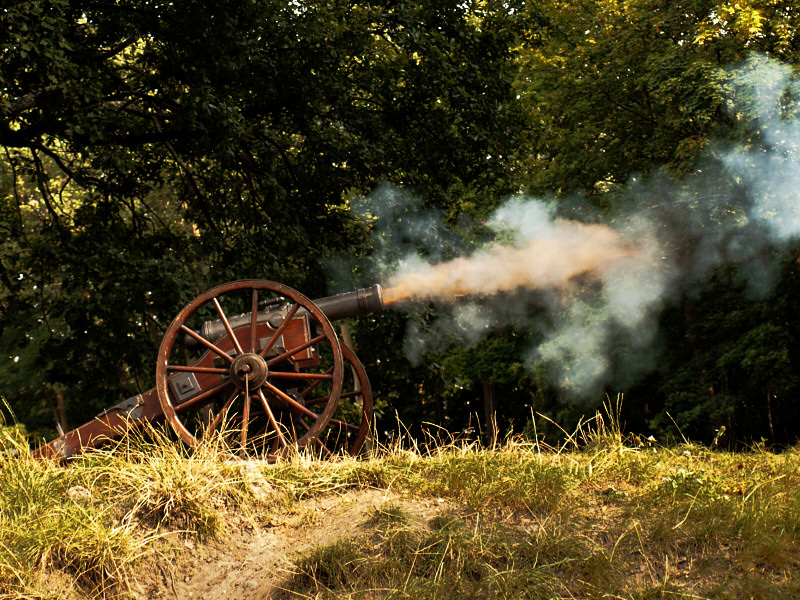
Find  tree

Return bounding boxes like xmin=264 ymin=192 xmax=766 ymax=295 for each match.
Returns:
xmin=515 ymin=0 xmax=800 ymax=199
xmin=504 ymin=0 xmax=800 ymax=445
xmin=0 ymin=0 xmax=524 ymax=437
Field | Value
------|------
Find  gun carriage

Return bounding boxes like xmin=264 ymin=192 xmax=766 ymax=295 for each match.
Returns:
xmin=36 ymin=279 xmax=385 ymax=461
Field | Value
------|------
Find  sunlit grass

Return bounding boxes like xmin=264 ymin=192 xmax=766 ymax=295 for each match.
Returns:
xmin=0 ymin=424 xmax=270 ymax=598
xmin=278 ymin=410 xmax=800 ymax=600
xmin=0 ymin=431 xmax=150 ymax=599
xmin=288 ymin=507 xmax=577 ymax=599
xmin=1 ymin=408 xmax=800 ymax=599
xmin=83 ymin=425 xmax=258 ymax=537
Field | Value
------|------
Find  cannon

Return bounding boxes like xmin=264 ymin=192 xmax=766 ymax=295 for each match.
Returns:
xmin=36 ymin=280 xmax=385 ymax=460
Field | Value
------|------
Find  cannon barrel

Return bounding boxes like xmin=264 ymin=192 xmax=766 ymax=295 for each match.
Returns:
xmin=304 ymin=284 xmax=385 ymax=321
xmin=192 ymin=284 xmax=384 ymax=344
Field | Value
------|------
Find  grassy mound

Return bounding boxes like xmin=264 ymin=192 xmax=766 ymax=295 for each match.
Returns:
xmin=1 ymin=416 xmax=799 ymax=599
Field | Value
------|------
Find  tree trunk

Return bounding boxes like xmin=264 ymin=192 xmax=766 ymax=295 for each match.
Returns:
xmin=54 ymin=390 xmax=68 ymax=435
xmin=766 ymin=380 xmax=775 ymax=443
xmin=483 ymin=381 xmax=498 ymax=448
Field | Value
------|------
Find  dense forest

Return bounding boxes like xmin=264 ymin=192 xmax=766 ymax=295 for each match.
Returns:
xmin=2 ymin=0 xmax=800 ymax=448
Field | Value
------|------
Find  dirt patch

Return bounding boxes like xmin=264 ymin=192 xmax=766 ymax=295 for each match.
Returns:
xmin=134 ymin=488 xmax=447 ymax=600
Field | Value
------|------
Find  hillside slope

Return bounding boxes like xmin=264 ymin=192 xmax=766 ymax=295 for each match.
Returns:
xmin=2 ymin=426 xmax=800 ymax=599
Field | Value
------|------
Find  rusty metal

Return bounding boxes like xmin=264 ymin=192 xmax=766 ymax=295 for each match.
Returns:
xmin=35 ymin=280 xmax=385 ymax=460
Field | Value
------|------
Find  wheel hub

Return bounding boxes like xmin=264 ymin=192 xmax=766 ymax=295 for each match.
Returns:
xmin=230 ymin=353 xmax=269 ymax=389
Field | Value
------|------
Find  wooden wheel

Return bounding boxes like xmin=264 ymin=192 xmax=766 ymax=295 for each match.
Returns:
xmin=273 ymin=344 xmax=373 ymax=458
xmin=155 ymin=280 xmax=344 ymax=459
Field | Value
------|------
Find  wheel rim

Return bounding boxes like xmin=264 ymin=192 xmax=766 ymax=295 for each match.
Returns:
xmin=285 ymin=344 xmax=374 ymax=457
xmin=156 ymin=279 xmax=344 ymax=459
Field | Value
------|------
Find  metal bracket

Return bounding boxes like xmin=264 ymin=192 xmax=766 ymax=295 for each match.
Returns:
xmin=170 ymin=373 xmax=201 ymax=404
xmin=95 ymin=394 xmax=145 ymax=421
xmin=259 ymin=335 xmax=286 ymax=356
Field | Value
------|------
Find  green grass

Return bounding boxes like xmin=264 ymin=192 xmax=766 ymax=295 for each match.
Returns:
xmin=276 ymin=418 xmax=800 ymax=600
xmin=0 ymin=425 xmax=268 ymax=599
xmin=287 ymin=507 xmax=578 ymax=599
xmin=2 ymin=415 xmax=800 ymax=599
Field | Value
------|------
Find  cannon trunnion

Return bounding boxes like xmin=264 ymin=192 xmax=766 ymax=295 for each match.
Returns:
xmin=37 ymin=280 xmax=384 ymax=460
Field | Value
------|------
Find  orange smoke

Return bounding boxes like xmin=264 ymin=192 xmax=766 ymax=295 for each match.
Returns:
xmin=383 ymin=220 xmax=637 ymax=305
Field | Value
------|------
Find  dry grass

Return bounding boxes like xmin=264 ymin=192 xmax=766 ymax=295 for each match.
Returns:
xmin=279 ymin=406 xmax=800 ymax=600
xmin=0 ymin=424 xmax=271 ymax=599
xmin=2 ymin=407 xmax=800 ymax=599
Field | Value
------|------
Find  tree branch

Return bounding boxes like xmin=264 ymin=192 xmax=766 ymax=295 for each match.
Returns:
xmin=94 ymin=38 xmax=137 ymax=61
xmin=8 ymin=92 xmax=39 ymax=115
xmin=148 ymin=109 xmax=218 ymax=232
xmin=30 ymin=149 xmax=65 ymax=234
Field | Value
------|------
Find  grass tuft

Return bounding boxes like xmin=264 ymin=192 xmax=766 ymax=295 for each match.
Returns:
xmin=83 ymin=424 xmax=256 ymax=537
xmin=3 ymin=413 xmax=800 ymax=599
xmin=0 ymin=431 xmax=151 ymax=598
xmin=0 ymin=423 xmax=263 ymax=598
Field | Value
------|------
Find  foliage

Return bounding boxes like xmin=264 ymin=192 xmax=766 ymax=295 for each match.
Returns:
xmin=0 ymin=0 xmax=523 ymax=436
xmin=647 ymin=259 xmax=800 ymax=445
xmin=348 ymin=0 xmax=800 ymax=447
xmin=515 ymin=0 xmax=800 ymax=198
xmin=410 ymin=0 xmax=800 ymax=446
xmin=3 ymin=0 xmax=800 ymax=446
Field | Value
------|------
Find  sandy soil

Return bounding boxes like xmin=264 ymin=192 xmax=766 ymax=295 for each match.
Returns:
xmin=134 ymin=488 xmax=445 ymax=600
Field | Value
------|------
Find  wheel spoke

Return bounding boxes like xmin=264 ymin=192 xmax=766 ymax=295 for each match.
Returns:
xmin=306 ymin=389 xmax=362 ymax=407
xmin=313 ymin=435 xmax=334 ymax=458
xmin=167 ymin=364 xmax=229 ymax=375
xmin=328 ymin=418 xmax=360 ymax=432
xmin=249 ymin=289 xmax=259 ymax=353
xmin=259 ymin=302 xmax=300 ymax=358
xmin=239 ymin=384 xmax=251 ymax=455
xmin=173 ymin=379 xmax=234 ymax=412
xmin=290 ymin=409 xmax=335 ymax=457
xmin=256 ymin=388 xmax=289 ymax=448
xmin=212 ymin=297 xmax=244 ymax=355
xmin=262 ymin=381 xmax=321 ymax=421
xmin=300 ymin=365 xmax=334 ymax=398
xmin=269 ymin=435 xmax=281 ymax=456
xmin=268 ymin=371 xmax=333 ymax=381
xmin=288 ymin=414 xmax=299 ymax=446
xmin=294 ymin=415 xmax=312 ymax=433
xmin=266 ymin=334 xmax=326 ymax=367
xmin=181 ymin=325 xmax=234 ymax=363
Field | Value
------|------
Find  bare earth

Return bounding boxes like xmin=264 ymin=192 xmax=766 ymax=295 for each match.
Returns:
xmin=135 ymin=488 xmax=446 ymax=600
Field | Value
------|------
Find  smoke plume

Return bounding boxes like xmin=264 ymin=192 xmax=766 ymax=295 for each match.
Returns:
xmin=383 ymin=219 xmax=636 ymax=305
xmin=345 ymin=54 xmax=800 ymax=397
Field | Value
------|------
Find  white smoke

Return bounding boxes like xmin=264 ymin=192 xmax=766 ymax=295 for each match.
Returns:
xmin=723 ymin=55 xmax=800 ymax=242
xmin=346 ymin=54 xmax=800 ymax=398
